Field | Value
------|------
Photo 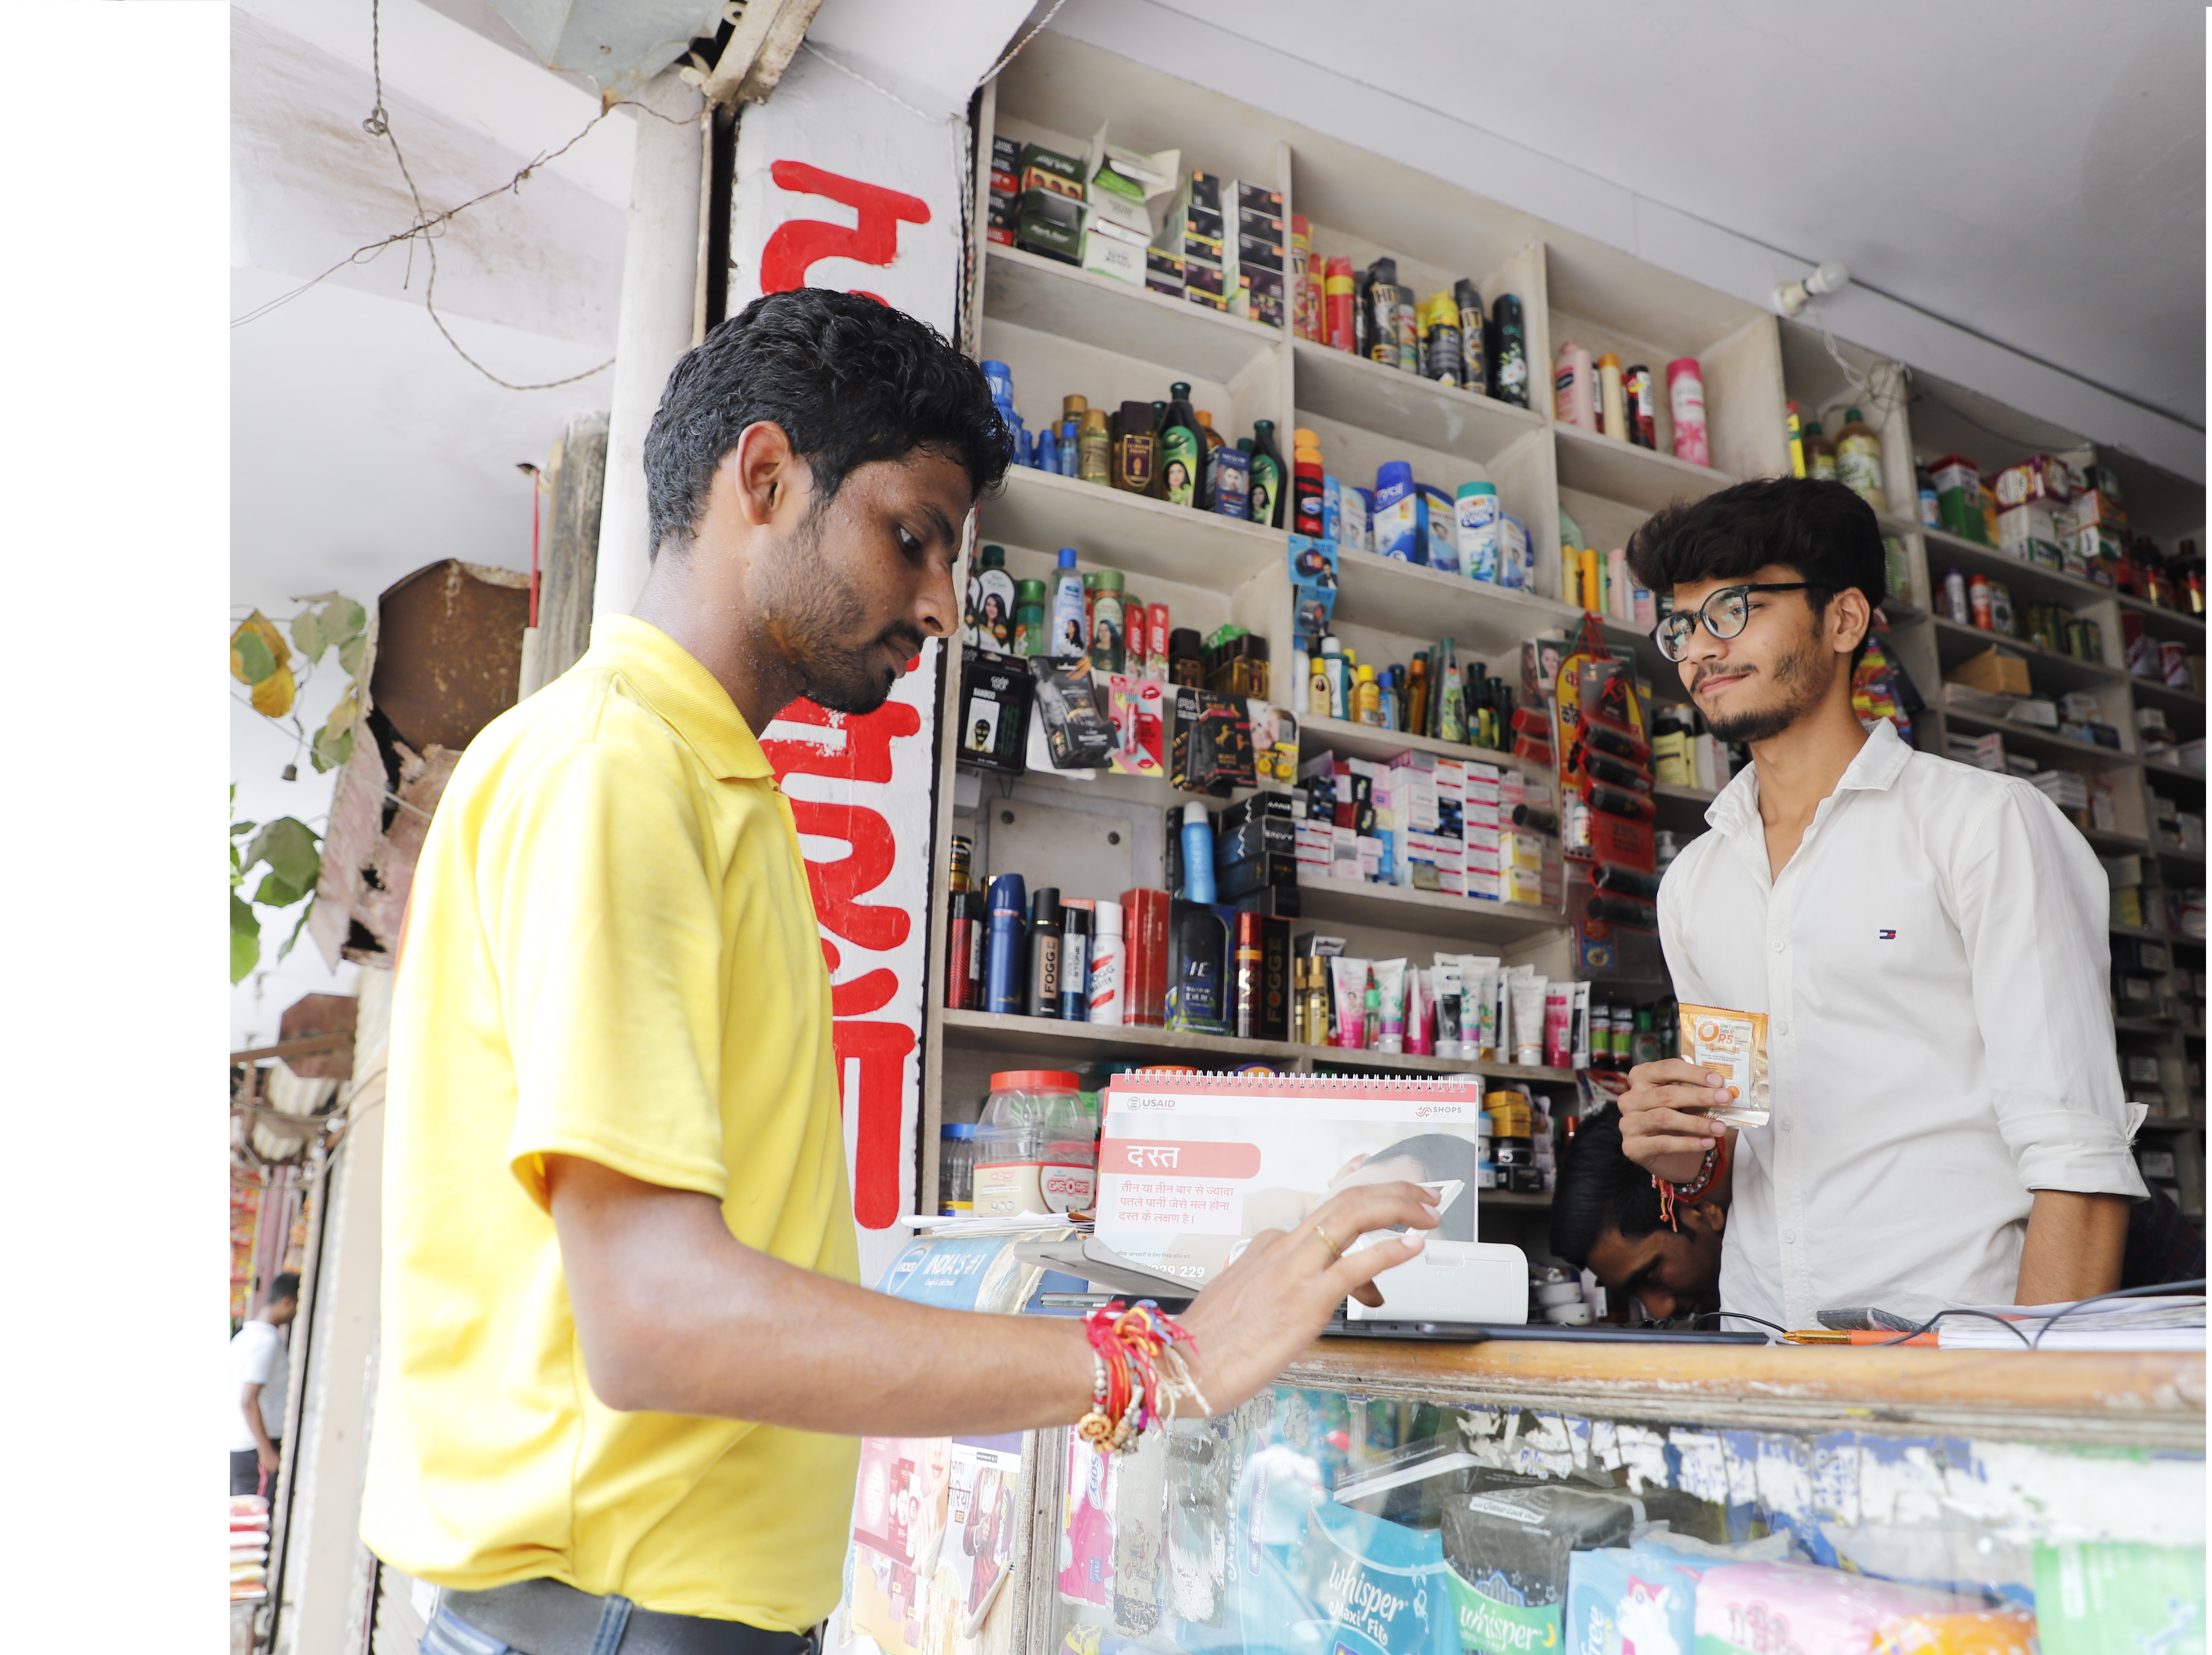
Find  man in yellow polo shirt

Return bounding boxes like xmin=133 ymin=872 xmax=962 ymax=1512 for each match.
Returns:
xmin=360 ymin=288 xmax=1437 ymax=1655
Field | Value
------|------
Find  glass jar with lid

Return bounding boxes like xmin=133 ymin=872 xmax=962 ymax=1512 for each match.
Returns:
xmin=938 ymin=1122 xmax=976 ymax=1215
xmin=973 ymin=1070 xmax=1096 ymax=1217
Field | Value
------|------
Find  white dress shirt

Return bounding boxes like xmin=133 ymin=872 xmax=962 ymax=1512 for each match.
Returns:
xmin=1657 ymin=718 xmax=2146 ymax=1331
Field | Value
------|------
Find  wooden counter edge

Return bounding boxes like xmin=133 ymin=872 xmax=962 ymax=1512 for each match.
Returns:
xmin=1283 ymin=1337 xmax=2206 ymax=1422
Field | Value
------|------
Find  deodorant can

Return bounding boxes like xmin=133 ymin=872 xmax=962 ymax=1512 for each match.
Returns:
xmin=944 ymin=888 xmax=983 ymax=1010
xmin=1057 ymin=903 xmax=1092 ymax=1022
xmin=983 ymin=874 xmax=1026 ymax=1016
xmin=1088 ymin=900 xmax=1125 ymax=1025
xmin=1025 ymin=887 xmax=1063 ymax=1019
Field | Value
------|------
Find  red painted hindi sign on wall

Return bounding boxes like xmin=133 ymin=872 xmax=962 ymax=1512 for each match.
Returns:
xmin=730 ymin=65 xmax=969 ymax=1266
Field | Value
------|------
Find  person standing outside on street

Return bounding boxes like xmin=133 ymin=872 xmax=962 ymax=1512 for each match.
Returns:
xmin=1614 ymin=477 xmax=2144 ymax=1334
xmin=230 ymin=1270 xmax=298 ymax=1503
xmin=359 ymin=290 xmax=1437 ymax=1655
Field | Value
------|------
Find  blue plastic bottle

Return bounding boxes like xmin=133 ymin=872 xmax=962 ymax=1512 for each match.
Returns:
xmin=983 ymin=873 xmax=1027 ymax=1015
xmin=1060 ymin=419 xmax=1081 ymax=476
xmin=1037 ymin=426 xmax=1059 ymax=474
xmin=1181 ymin=804 xmax=1217 ymax=904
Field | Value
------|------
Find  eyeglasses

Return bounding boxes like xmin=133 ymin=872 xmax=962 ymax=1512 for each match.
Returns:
xmin=1652 ymin=583 xmax=1814 ymax=662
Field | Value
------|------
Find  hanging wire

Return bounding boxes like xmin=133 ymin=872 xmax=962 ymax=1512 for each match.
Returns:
xmin=234 ymin=0 xmax=688 ymax=391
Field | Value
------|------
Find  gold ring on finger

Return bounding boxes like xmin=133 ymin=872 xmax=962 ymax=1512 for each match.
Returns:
xmin=1312 ymin=1224 xmax=1342 ymax=1260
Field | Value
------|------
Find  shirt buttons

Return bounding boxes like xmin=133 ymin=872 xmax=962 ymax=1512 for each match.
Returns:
xmin=1782 ymin=1229 xmax=1797 ymax=1245
xmin=1778 ymin=1017 xmax=1791 ymax=1035
xmin=1780 ymin=1116 xmax=1793 ymax=1130
xmin=1772 ymin=939 xmax=1787 ymax=953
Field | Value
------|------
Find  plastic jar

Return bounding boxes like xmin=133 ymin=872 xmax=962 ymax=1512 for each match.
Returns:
xmin=938 ymin=1123 xmax=976 ymax=1215
xmin=973 ymin=1070 xmax=1096 ymax=1217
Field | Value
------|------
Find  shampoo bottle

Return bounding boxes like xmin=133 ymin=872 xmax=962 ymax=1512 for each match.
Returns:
xmin=1049 ymin=548 xmax=1087 ymax=660
xmin=1180 ymin=804 xmax=1217 ymax=904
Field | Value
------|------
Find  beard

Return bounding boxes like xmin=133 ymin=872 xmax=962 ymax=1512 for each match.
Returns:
xmin=752 ymin=511 xmax=923 ymax=715
xmin=1697 ymin=629 xmax=1829 ymax=745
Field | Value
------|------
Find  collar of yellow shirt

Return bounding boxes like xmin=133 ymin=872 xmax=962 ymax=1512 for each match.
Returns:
xmin=587 ymin=614 xmax=774 ymax=783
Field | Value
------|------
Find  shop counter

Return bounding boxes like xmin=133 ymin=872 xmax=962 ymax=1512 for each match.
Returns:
xmin=996 ymin=1335 xmax=2205 ymax=1653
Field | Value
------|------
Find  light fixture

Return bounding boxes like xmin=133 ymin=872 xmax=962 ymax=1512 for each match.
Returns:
xmin=1774 ymin=260 xmax=1850 ymax=317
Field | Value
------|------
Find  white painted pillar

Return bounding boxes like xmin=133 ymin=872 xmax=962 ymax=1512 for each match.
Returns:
xmin=593 ymin=69 xmax=705 ymax=626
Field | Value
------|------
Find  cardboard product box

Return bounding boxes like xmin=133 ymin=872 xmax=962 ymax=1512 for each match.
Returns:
xmin=1232 ymin=179 xmax=1283 ymax=218
xmin=1216 ymin=800 xmax=1297 ymax=866
xmin=1087 ymin=211 xmax=1153 ymax=251
xmin=1145 ymin=248 xmax=1186 ymax=282
xmin=1229 ymin=230 xmax=1286 ymax=275
xmin=1081 ymin=232 xmax=1145 ymax=286
xmin=1145 ymin=271 xmax=1187 ymax=299
xmin=1184 ymin=257 xmax=1226 ymax=298
xmin=1356 ymin=835 xmax=1383 ymax=882
xmin=1328 ymin=825 xmax=1361 ymax=881
xmin=1184 ymin=169 xmax=1223 ymax=217
xmin=1217 ymin=853 xmax=1298 ymax=901
xmin=1998 ymin=502 xmax=2061 ymax=559
xmin=956 ymin=646 xmax=1032 ymax=776
xmin=1185 ymin=288 xmax=1229 ymax=312
xmin=2069 ymin=488 xmax=2124 ymax=531
xmin=985 ymin=224 xmax=1016 ymax=247
xmin=1020 ymin=142 xmax=1084 ymax=187
xmin=1086 ymin=182 xmax=1153 ymax=239
xmin=989 ymin=165 xmax=1020 ymax=197
xmin=1507 ymin=864 xmax=1545 ymax=907
xmin=1235 ymin=204 xmax=1287 ymax=244
xmin=1990 ymin=454 xmax=2076 ymax=507
xmin=991 ymin=134 xmax=1019 ymax=167
xmin=1016 ymin=215 xmax=1081 ymax=263
xmin=1295 ymin=822 xmax=1335 ymax=873
xmin=1231 ymin=269 xmax=1286 ymax=329
xmin=1950 ymin=646 xmax=2033 ymax=698
xmin=987 ymin=193 xmax=1018 ymax=228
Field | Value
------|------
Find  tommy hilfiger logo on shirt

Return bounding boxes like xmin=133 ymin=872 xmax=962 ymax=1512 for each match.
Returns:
xmin=1878 ymin=929 xmax=1898 ymax=940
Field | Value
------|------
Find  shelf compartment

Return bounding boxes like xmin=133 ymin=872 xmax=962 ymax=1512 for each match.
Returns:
xmin=1291 ymin=339 xmax=1544 ymax=466
xmin=1552 ymin=421 xmax=1738 ymax=516
xmin=1927 ymin=615 xmax=2122 ymax=695
xmin=2129 ymin=674 xmax=2208 ymax=717
xmin=1295 ymin=872 xmax=1563 ymax=944
xmin=1940 ymin=708 xmax=2141 ymax=772
xmin=1330 ymin=547 xmax=1584 ymax=659
xmin=1919 ymin=528 xmax=2127 ymax=631
xmin=983 ymin=243 xmax=1281 ymax=385
xmin=2115 ymin=590 xmax=2208 ymax=643
xmin=2144 ymin=757 xmax=2209 ymax=787
xmin=936 ymin=1006 xmax=1574 ymax=1085
xmin=980 ymin=465 xmax=1286 ymax=592
xmin=1297 ymin=714 xmax=1551 ymax=780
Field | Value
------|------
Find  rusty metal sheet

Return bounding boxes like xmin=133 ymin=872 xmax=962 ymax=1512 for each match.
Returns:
xmin=275 ymin=993 xmax=357 ymax=1080
xmin=368 ymin=559 xmax=530 ymax=756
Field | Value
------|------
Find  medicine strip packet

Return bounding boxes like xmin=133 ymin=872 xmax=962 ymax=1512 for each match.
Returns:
xmin=1676 ymin=1003 xmax=1771 ymax=1128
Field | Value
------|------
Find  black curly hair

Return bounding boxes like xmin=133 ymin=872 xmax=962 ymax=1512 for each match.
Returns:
xmin=643 ymin=288 xmax=1013 ymax=561
xmin=1548 ymin=1105 xmax=1665 ymax=1269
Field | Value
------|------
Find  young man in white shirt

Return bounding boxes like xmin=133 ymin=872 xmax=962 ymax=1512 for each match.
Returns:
xmin=230 ymin=1271 xmax=298 ymax=1501
xmin=1616 ymin=477 xmax=2145 ymax=1332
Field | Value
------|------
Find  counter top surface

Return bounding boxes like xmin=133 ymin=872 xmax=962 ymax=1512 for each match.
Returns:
xmin=1283 ymin=1336 xmax=2205 ymax=1447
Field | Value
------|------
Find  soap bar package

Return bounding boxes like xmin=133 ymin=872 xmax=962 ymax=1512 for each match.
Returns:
xmin=957 ymin=646 xmax=1031 ymax=776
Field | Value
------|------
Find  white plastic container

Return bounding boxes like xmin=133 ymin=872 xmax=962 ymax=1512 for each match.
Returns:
xmin=972 ymin=1070 xmax=1096 ymax=1217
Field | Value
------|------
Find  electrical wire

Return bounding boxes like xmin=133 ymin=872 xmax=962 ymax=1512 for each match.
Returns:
xmin=975 ymin=0 xmax=1070 ymax=88
xmin=2029 ymin=1277 xmax=2205 ymax=1350
xmin=1692 ymin=1310 xmax=1789 ymax=1339
xmin=1870 ymin=1307 xmax=2034 ymax=1349
xmin=233 ymin=0 xmax=689 ymax=391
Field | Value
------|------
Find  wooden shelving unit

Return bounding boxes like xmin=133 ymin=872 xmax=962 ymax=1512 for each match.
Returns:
xmin=918 ymin=32 xmax=2205 ymax=1245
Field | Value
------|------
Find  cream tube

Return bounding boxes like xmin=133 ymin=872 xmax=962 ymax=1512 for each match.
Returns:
xmin=1372 ymin=959 xmax=1408 ymax=1052
xmin=1329 ymin=956 xmax=1373 ymax=1050
xmin=1431 ymin=957 xmax=1465 ymax=1058
xmin=1511 ymin=974 xmax=1547 ymax=1068
xmin=1406 ymin=966 xmax=1434 ymax=1055
xmin=1460 ymin=956 xmax=1501 ymax=1061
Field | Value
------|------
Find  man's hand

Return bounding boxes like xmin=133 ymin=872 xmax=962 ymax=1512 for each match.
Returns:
xmin=1181 ymin=1182 xmax=1439 ymax=1416
xmin=1619 ymin=1058 xmax=1731 ymax=1185
xmin=257 ymin=1442 xmax=280 ymax=1476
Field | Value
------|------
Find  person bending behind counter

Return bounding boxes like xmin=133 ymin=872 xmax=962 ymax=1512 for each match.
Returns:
xmin=1614 ymin=478 xmax=2147 ymax=1334
xmin=1555 ymin=1105 xmax=2201 ymax=1327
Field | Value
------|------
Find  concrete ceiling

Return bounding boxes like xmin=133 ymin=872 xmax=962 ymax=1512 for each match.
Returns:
xmin=1103 ymin=0 xmax=2206 ymax=431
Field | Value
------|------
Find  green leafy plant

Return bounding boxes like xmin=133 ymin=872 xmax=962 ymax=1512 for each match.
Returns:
xmin=231 ymin=807 xmax=323 ymax=985
xmin=230 ymin=594 xmax=370 ymax=773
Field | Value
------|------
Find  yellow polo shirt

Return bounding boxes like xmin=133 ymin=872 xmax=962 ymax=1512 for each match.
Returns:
xmin=359 ymin=615 xmax=860 ymax=1630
